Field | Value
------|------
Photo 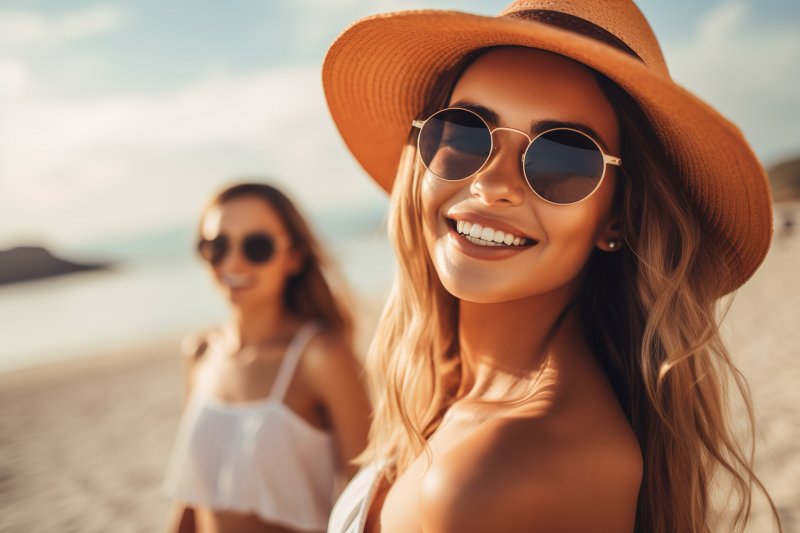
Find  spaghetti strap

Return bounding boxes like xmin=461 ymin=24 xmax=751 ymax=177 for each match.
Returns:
xmin=269 ymin=322 xmax=322 ymax=402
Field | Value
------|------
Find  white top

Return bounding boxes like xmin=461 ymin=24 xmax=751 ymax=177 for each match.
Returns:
xmin=163 ymin=322 xmax=338 ymax=532
xmin=327 ymin=461 xmax=384 ymax=533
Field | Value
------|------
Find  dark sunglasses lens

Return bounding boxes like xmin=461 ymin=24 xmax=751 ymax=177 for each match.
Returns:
xmin=418 ymin=109 xmax=492 ymax=180
xmin=198 ymin=236 xmax=228 ymax=264
xmin=524 ymin=129 xmax=605 ymax=204
xmin=243 ymin=234 xmax=275 ymax=263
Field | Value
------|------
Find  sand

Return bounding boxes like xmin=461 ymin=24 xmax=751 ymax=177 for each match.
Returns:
xmin=0 ymin=238 xmax=798 ymax=533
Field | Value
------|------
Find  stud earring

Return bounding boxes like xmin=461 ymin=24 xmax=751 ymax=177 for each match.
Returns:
xmin=608 ymin=240 xmax=618 ymax=250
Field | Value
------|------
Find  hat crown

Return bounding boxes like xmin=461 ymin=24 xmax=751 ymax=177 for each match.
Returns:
xmin=499 ymin=0 xmax=668 ymax=74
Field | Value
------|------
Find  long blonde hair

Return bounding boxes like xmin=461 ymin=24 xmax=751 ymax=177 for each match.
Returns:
xmin=202 ymin=181 xmax=354 ymax=343
xmin=360 ymin=43 xmax=780 ymax=533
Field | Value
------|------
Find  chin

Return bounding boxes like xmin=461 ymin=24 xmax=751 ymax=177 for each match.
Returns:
xmin=435 ymin=268 xmax=526 ymax=304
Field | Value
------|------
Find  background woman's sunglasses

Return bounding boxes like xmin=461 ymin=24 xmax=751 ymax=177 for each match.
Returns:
xmin=197 ymin=233 xmax=277 ymax=265
xmin=412 ymin=107 xmax=622 ymax=205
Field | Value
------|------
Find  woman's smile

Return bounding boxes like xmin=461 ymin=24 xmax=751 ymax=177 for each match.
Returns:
xmin=444 ymin=212 xmax=538 ymax=260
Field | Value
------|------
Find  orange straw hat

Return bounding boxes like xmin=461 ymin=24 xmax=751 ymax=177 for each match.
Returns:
xmin=322 ymin=0 xmax=773 ymax=293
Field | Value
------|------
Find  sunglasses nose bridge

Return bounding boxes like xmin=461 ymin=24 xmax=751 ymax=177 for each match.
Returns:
xmin=490 ymin=126 xmax=532 ymax=142
xmin=223 ymin=237 xmax=264 ymax=269
xmin=469 ymin=129 xmax=532 ymax=205
xmin=486 ymin=126 xmax=532 ymax=175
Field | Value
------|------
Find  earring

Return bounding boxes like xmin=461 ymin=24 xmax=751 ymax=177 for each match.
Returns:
xmin=608 ymin=239 xmax=619 ymax=250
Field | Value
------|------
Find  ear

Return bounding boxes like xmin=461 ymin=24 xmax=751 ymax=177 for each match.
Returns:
xmin=595 ymin=217 xmax=623 ymax=252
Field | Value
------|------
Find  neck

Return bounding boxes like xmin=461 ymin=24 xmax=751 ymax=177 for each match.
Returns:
xmin=456 ymin=285 xmax=582 ymax=399
xmin=229 ymin=298 xmax=297 ymax=348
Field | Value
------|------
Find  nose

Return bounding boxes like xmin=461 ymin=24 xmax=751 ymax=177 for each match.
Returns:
xmin=469 ymin=129 xmax=528 ymax=206
xmin=217 ymin=243 xmax=249 ymax=272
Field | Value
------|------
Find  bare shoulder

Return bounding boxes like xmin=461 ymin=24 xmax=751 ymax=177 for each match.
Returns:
xmin=301 ymin=328 xmax=362 ymax=382
xmin=179 ymin=329 xmax=214 ymax=367
xmin=180 ymin=331 xmax=208 ymax=358
xmin=178 ymin=328 xmax=216 ymax=396
xmin=299 ymin=327 xmax=370 ymax=475
xmin=420 ymin=402 xmax=642 ymax=533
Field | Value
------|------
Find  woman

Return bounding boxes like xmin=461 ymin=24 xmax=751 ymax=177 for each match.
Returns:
xmin=164 ymin=182 xmax=371 ymax=533
xmin=322 ymin=1 xmax=780 ymax=532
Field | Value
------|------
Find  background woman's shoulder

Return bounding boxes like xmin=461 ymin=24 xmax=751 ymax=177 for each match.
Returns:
xmin=179 ymin=327 xmax=222 ymax=362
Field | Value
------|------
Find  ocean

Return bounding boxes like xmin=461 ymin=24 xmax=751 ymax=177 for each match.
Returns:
xmin=0 ymin=210 xmax=395 ymax=373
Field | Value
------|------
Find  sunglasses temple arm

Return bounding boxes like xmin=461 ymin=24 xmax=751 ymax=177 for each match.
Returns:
xmin=411 ymin=119 xmax=425 ymax=129
xmin=604 ymin=154 xmax=622 ymax=167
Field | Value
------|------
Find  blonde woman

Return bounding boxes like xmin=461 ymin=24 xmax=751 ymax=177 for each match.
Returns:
xmin=164 ymin=182 xmax=370 ymax=533
xmin=322 ymin=1 xmax=780 ymax=532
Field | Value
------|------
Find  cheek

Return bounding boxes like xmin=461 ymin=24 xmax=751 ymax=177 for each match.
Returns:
xmin=535 ymin=180 xmax=616 ymax=280
xmin=542 ymin=203 xmax=607 ymax=246
xmin=420 ymin=172 xmax=460 ymax=253
xmin=257 ymin=257 xmax=293 ymax=286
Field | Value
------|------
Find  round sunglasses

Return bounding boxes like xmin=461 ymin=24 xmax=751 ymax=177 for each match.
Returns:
xmin=412 ymin=107 xmax=622 ymax=205
xmin=197 ymin=233 xmax=279 ymax=265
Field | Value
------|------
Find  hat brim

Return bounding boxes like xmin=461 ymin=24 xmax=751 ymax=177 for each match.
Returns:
xmin=322 ymin=10 xmax=772 ymax=293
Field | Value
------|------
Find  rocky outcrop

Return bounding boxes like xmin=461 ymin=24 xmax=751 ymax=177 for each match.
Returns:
xmin=0 ymin=246 xmax=109 ymax=286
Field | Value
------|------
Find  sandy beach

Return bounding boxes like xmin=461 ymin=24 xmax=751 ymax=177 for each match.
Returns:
xmin=1 ymin=237 xmax=798 ymax=533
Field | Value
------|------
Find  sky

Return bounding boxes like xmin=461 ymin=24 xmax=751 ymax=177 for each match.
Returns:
xmin=1 ymin=0 xmax=798 ymax=251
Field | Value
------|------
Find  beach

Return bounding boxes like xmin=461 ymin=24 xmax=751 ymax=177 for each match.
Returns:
xmin=1 ymin=236 xmax=798 ymax=533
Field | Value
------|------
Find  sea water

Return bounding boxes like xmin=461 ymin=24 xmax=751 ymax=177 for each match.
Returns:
xmin=0 ymin=214 xmax=395 ymax=373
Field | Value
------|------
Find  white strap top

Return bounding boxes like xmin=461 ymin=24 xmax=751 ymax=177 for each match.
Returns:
xmin=327 ymin=461 xmax=384 ymax=533
xmin=163 ymin=322 xmax=338 ymax=531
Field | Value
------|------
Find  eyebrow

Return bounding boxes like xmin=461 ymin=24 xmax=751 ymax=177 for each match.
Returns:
xmin=449 ymin=100 xmax=612 ymax=153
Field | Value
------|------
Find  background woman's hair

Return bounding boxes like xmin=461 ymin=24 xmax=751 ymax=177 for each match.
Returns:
xmin=201 ymin=181 xmax=355 ymax=343
xmin=360 ymin=40 xmax=780 ymax=533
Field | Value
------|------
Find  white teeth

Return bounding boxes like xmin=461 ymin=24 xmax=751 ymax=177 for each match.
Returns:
xmin=466 ymin=235 xmax=501 ymax=246
xmin=223 ymin=274 xmax=253 ymax=289
xmin=452 ymin=219 xmax=531 ymax=247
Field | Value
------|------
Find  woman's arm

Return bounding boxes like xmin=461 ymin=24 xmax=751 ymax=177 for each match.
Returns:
xmin=164 ymin=332 xmax=209 ymax=533
xmin=165 ymin=503 xmax=195 ymax=533
xmin=304 ymin=332 xmax=371 ymax=479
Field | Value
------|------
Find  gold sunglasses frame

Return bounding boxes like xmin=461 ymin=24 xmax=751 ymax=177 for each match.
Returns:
xmin=411 ymin=107 xmax=622 ymax=206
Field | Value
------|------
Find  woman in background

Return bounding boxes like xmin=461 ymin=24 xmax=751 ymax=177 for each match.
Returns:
xmin=164 ymin=182 xmax=371 ymax=533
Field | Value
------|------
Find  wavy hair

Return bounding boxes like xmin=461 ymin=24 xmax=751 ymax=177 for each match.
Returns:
xmin=359 ymin=42 xmax=780 ymax=533
xmin=201 ymin=181 xmax=354 ymax=343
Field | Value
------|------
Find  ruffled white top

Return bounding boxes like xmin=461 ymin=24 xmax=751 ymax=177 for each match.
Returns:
xmin=163 ymin=322 xmax=338 ymax=531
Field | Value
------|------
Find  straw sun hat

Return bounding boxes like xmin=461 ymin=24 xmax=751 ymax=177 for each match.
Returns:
xmin=322 ymin=0 xmax=773 ymax=293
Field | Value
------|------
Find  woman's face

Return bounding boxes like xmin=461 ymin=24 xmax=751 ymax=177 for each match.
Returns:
xmin=200 ymin=196 xmax=301 ymax=310
xmin=421 ymin=47 xmax=621 ymax=304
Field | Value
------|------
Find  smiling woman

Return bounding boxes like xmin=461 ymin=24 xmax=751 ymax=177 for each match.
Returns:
xmin=322 ymin=1 xmax=781 ymax=533
xmin=162 ymin=182 xmax=370 ymax=533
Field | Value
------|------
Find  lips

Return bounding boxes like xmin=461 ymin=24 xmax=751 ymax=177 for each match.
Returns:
xmin=221 ymin=273 xmax=255 ymax=289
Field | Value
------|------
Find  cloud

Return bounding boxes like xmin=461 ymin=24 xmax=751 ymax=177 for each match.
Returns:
xmin=664 ymin=1 xmax=800 ymax=162
xmin=0 ymin=6 xmax=126 ymax=50
xmin=0 ymin=57 xmax=29 ymax=93
xmin=0 ymin=64 xmax=382 ymax=247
